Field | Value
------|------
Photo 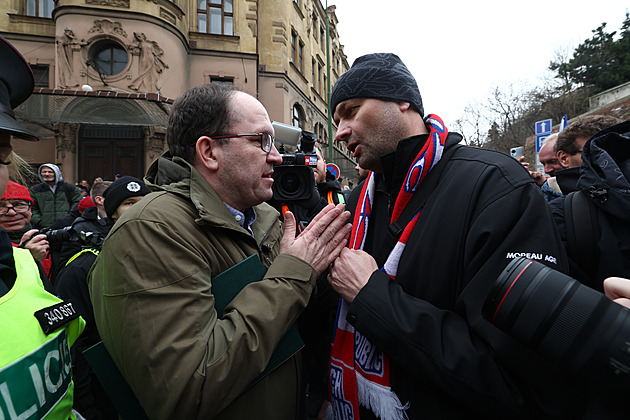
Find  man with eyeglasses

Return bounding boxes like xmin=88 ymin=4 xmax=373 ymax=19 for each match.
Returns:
xmin=0 ymin=180 xmax=52 ymax=277
xmin=89 ymin=83 xmax=351 ymax=420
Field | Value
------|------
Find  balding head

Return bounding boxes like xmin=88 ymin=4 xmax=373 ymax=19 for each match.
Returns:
xmin=539 ymin=133 xmax=562 ymax=177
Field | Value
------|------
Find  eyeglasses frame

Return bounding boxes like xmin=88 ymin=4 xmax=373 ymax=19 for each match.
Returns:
xmin=189 ymin=133 xmax=275 ymax=153
xmin=0 ymin=202 xmax=31 ymax=215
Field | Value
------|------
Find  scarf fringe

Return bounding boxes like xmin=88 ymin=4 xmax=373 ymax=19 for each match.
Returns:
xmin=357 ymin=372 xmax=409 ymax=420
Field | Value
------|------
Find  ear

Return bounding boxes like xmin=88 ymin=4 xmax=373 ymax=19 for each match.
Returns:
xmin=557 ymin=150 xmax=570 ymax=169
xmin=94 ymin=196 xmax=104 ymax=207
xmin=194 ymin=136 xmax=221 ymax=172
xmin=397 ymin=101 xmax=411 ymax=113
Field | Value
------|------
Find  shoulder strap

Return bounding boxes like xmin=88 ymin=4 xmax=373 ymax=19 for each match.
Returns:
xmin=565 ymin=191 xmax=600 ymax=276
xmin=374 ymin=144 xmax=462 ymax=266
xmin=62 ymin=183 xmax=74 ymax=207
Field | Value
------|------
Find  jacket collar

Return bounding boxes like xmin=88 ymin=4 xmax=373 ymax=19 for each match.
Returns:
xmin=145 ymin=152 xmax=279 ymax=244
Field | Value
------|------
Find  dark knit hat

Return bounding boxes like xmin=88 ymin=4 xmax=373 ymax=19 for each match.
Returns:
xmin=330 ymin=53 xmax=424 ymax=117
xmin=103 ymin=176 xmax=150 ymax=219
xmin=1 ymin=181 xmax=33 ymax=204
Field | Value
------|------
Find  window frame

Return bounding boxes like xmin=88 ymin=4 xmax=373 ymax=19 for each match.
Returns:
xmin=198 ymin=0 xmax=234 ymax=36
xmin=24 ymin=0 xmax=54 ymax=18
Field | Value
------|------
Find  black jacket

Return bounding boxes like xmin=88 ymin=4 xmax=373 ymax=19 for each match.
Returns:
xmin=346 ymin=133 xmax=585 ymax=419
xmin=58 ymin=207 xmax=110 ymax=273
xmin=56 ymin=251 xmax=117 ymax=419
xmin=549 ymin=121 xmax=630 ymax=290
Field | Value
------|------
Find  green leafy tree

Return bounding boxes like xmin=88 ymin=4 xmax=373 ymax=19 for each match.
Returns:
xmin=550 ymin=13 xmax=630 ymax=93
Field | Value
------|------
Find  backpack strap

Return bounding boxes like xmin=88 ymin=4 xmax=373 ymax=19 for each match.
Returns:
xmin=62 ymin=182 xmax=74 ymax=207
xmin=564 ymin=190 xmax=600 ymax=277
xmin=374 ymin=144 xmax=462 ymax=266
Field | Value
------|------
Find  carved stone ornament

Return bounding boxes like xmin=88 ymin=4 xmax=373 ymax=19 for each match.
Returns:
xmin=128 ymin=32 xmax=169 ymax=93
xmin=88 ymin=19 xmax=128 ymax=38
xmin=86 ymin=0 xmax=129 ymax=8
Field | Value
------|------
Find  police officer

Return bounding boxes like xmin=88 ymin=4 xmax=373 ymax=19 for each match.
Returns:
xmin=0 ymin=35 xmax=85 ymax=420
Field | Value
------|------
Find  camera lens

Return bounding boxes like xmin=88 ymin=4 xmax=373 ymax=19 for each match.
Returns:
xmin=280 ymin=173 xmax=303 ymax=196
xmin=485 ymin=257 xmax=630 ymax=392
xmin=272 ymin=165 xmax=315 ymax=202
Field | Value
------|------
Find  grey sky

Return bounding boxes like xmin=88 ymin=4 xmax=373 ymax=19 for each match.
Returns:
xmin=332 ymin=0 xmax=629 ymax=129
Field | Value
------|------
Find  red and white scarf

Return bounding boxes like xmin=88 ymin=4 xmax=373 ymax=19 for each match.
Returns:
xmin=328 ymin=115 xmax=448 ymax=419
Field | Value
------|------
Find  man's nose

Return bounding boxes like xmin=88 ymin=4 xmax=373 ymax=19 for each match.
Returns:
xmin=335 ymin=123 xmax=350 ymax=143
xmin=268 ymin=143 xmax=283 ymax=165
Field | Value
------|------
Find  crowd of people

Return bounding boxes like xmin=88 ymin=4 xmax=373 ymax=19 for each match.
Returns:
xmin=2 ymin=34 xmax=630 ymax=420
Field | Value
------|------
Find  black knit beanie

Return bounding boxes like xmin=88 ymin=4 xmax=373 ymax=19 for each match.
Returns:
xmin=103 ymin=176 xmax=151 ymax=219
xmin=330 ymin=53 xmax=424 ymax=117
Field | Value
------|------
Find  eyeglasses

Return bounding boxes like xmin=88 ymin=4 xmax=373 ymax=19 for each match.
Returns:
xmin=190 ymin=133 xmax=275 ymax=153
xmin=0 ymin=202 xmax=31 ymax=215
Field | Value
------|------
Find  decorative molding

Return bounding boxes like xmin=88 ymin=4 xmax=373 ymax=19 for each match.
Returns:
xmin=86 ymin=0 xmax=129 ymax=8
xmin=53 ymin=122 xmax=78 ymax=159
xmin=159 ymin=8 xmax=176 ymax=25
xmin=88 ymin=19 xmax=128 ymax=38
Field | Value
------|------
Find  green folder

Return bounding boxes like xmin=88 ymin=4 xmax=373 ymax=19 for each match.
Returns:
xmin=212 ymin=254 xmax=304 ymax=389
xmin=83 ymin=341 xmax=149 ymax=420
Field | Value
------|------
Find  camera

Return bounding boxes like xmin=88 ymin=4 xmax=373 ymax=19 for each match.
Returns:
xmin=271 ymin=121 xmax=320 ymax=204
xmin=39 ymin=226 xmax=105 ymax=249
xmin=484 ymin=257 xmax=630 ymax=393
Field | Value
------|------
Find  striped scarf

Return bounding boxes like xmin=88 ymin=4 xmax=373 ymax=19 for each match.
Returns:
xmin=328 ymin=115 xmax=448 ymax=419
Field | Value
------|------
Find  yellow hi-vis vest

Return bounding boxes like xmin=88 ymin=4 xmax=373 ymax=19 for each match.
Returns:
xmin=0 ymin=247 xmax=85 ymax=419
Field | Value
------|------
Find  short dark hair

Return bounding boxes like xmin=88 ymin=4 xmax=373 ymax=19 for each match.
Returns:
xmin=167 ymin=83 xmax=240 ymax=162
xmin=555 ymin=115 xmax=620 ymax=155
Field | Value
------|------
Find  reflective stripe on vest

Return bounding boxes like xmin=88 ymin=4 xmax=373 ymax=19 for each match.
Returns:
xmin=0 ymin=247 xmax=85 ymax=419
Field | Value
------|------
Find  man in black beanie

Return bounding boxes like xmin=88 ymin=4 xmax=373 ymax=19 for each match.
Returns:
xmin=325 ymin=53 xmax=589 ymax=419
xmin=102 ymin=175 xmax=151 ymax=221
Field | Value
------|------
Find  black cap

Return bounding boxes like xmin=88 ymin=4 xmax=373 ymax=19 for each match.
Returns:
xmin=103 ymin=176 xmax=151 ymax=219
xmin=0 ymin=35 xmax=37 ymax=141
xmin=330 ymin=53 xmax=424 ymax=117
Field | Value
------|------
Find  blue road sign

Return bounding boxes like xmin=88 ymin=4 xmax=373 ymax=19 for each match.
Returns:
xmin=536 ymin=134 xmax=550 ymax=153
xmin=326 ymin=163 xmax=340 ymax=179
xmin=535 ymin=119 xmax=552 ymax=135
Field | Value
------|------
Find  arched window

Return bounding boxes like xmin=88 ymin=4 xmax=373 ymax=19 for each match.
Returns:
xmin=292 ymin=104 xmax=304 ymax=128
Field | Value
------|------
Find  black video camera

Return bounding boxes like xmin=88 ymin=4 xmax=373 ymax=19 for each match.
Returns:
xmin=271 ymin=121 xmax=320 ymax=205
xmin=39 ymin=226 xmax=105 ymax=249
xmin=484 ymin=257 xmax=630 ymax=395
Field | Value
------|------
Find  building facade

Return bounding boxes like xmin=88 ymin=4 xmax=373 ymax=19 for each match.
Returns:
xmin=1 ymin=0 xmax=356 ymax=185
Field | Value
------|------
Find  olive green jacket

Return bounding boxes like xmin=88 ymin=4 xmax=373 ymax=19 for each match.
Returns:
xmin=88 ymin=154 xmax=317 ymax=419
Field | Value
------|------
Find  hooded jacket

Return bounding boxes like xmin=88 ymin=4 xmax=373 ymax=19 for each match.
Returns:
xmin=88 ymin=153 xmax=317 ymax=420
xmin=549 ymin=120 xmax=630 ymax=290
xmin=29 ymin=164 xmax=82 ymax=229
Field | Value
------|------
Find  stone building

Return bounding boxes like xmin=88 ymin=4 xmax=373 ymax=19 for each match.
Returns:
xmin=1 ymin=0 xmax=356 ymax=185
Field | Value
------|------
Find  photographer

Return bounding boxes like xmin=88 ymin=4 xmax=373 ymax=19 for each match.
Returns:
xmin=55 ymin=175 xmax=150 ymax=419
xmin=270 ymin=131 xmax=346 ymax=417
xmin=55 ymin=181 xmax=111 ymax=274
xmin=0 ymin=180 xmax=53 ymax=282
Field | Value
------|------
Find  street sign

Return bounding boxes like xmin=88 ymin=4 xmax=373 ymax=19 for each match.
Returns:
xmin=536 ymin=134 xmax=549 ymax=153
xmin=535 ymin=119 xmax=552 ymax=135
xmin=326 ymin=163 xmax=340 ymax=179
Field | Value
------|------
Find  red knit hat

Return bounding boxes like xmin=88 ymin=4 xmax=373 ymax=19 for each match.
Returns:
xmin=78 ymin=196 xmax=95 ymax=213
xmin=1 ymin=181 xmax=33 ymax=204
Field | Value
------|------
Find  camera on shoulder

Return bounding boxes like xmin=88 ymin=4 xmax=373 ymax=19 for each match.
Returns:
xmin=270 ymin=121 xmax=320 ymax=205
